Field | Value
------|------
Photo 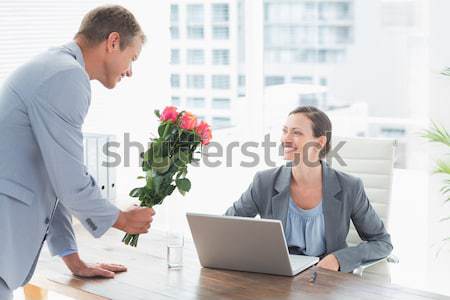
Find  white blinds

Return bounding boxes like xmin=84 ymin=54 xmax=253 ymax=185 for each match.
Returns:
xmin=0 ymin=0 xmax=106 ymax=81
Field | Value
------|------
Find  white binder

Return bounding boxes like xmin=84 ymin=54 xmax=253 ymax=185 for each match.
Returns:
xmin=83 ymin=133 xmax=117 ymax=202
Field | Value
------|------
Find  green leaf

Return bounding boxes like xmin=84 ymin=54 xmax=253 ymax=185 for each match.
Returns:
xmin=154 ymin=109 xmax=161 ymax=118
xmin=129 ymin=187 xmax=143 ymax=198
xmin=422 ymin=121 xmax=450 ymax=147
xmin=176 ymin=178 xmax=191 ymax=195
xmin=440 ymin=216 xmax=450 ymax=222
xmin=173 ymin=151 xmax=190 ymax=168
xmin=152 ymin=156 xmax=172 ymax=174
xmin=440 ymin=186 xmax=450 ymax=195
xmin=152 ymin=141 xmax=162 ymax=158
xmin=441 ymin=67 xmax=450 ymax=77
xmin=137 ymin=176 xmax=145 ymax=179
xmin=164 ymin=184 xmax=176 ymax=197
xmin=142 ymin=162 xmax=150 ymax=172
xmin=143 ymin=148 xmax=153 ymax=164
xmin=434 ymin=160 xmax=450 ymax=176
xmin=158 ymin=123 xmax=166 ymax=138
xmin=145 ymin=172 xmax=153 ymax=187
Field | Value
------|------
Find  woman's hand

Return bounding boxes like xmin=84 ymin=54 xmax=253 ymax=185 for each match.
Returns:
xmin=317 ymin=254 xmax=340 ymax=271
xmin=62 ymin=252 xmax=127 ymax=278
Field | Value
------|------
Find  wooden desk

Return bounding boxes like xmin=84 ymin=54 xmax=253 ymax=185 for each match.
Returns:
xmin=28 ymin=226 xmax=450 ymax=300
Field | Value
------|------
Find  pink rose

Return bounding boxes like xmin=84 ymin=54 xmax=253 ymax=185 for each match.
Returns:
xmin=160 ymin=106 xmax=179 ymax=123
xmin=180 ymin=112 xmax=197 ymax=131
xmin=195 ymin=121 xmax=212 ymax=145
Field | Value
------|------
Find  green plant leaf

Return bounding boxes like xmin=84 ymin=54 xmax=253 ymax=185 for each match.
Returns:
xmin=158 ymin=123 xmax=166 ymax=138
xmin=137 ymin=176 xmax=145 ymax=179
xmin=440 ymin=186 xmax=450 ymax=195
xmin=164 ymin=184 xmax=176 ymax=197
xmin=434 ymin=160 xmax=450 ymax=176
xmin=174 ymin=151 xmax=190 ymax=167
xmin=441 ymin=67 xmax=450 ymax=76
xmin=154 ymin=109 xmax=161 ymax=118
xmin=422 ymin=121 xmax=450 ymax=147
xmin=145 ymin=171 xmax=153 ymax=187
xmin=129 ymin=187 xmax=143 ymax=198
xmin=152 ymin=156 xmax=172 ymax=174
xmin=143 ymin=148 xmax=153 ymax=164
xmin=176 ymin=178 xmax=191 ymax=195
xmin=440 ymin=216 xmax=450 ymax=222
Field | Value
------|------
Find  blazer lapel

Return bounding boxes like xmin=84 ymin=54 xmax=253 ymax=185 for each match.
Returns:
xmin=322 ymin=161 xmax=343 ymax=253
xmin=271 ymin=165 xmax=291 ymax=231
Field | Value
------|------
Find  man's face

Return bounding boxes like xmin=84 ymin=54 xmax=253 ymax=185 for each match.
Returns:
xmin=102 ymin=36 xmax=142 ymax=89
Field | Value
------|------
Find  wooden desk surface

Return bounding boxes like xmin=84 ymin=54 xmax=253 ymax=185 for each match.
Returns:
xmin=30 ymin=226 xmax=450 ymax=300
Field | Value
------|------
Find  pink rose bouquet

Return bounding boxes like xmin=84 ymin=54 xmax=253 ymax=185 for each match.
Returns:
xmin=122 ymin=106 xmax=212 ymax=246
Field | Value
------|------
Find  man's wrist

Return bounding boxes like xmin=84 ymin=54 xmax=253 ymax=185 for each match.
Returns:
xmin=113 ymin=210 xmax=126 ymax=231
xmin=62 ymin=252 xmax=85 ymax=274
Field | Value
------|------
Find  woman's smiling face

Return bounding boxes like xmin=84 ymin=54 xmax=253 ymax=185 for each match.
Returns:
xmin=281 ymin=113 xmax=325 ymax=164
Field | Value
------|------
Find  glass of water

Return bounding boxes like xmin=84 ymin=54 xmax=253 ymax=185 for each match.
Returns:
xmin=167 ymin=231 xmax=184 ymax=268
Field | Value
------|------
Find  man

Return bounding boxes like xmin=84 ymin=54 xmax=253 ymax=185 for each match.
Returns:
xmin=0 ymin=5 xmax=154 ymax=299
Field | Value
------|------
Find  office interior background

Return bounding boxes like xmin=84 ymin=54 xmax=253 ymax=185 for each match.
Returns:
xmin=1 ymin=0 xmax=450 ymax=297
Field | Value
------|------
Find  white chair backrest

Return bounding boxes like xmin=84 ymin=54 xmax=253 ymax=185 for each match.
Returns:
xmin=327 ymin=136 xmax=397 ymax=246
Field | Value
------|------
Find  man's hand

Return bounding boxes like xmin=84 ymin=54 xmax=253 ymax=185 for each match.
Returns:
xmin=62 ymin=253 xmax=127 ymax=278
xmin=113 ymin=205 xmax=155 ymax=234
xmin=317 ymin=254 xmax=340 ymax=271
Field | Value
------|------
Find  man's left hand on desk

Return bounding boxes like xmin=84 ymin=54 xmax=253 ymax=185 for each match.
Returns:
xmin=62 ymin=252 xmax=127 ymax=278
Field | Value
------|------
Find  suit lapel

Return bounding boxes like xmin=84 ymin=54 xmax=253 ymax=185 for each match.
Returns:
xmin=271 ymin=165 xmax=291 ymax=231
xmin=322 ymin=161 xmax=343 ymax=253
xmin=271 ymin=161 xmax=343 ymax=252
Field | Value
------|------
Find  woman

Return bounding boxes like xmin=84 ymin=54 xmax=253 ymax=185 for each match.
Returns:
xmin=225 ymin=106 xmax=393 ymax=272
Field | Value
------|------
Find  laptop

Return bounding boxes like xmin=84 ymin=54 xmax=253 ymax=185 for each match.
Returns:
xmin=186 ymin=213 xmax=319 ymax=276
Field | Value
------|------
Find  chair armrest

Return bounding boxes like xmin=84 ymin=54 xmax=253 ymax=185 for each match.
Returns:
xmin=353 ymin=254 xmax=399 ymax=276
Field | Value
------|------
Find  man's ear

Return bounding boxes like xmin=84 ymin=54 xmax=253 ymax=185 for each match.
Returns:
xmin=106 ymin=32 xmax=121 ymax=52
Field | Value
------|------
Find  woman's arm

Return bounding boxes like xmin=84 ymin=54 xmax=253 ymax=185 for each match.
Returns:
xmin=333 ymin=178 xmax=393 ymax=272
xmin=224 ymin=172 xmax=262 ymax=217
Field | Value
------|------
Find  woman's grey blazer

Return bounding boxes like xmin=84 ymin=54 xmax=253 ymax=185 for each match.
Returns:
xmin=225 ymin=161 xmax=393 ymax=272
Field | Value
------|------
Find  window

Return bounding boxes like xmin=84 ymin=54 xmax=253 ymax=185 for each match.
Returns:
xmin=212 ymin=98 xmax=231 ymax=109
xmin=186 ymin=4 xmax=204 ymax=24
xmin=265 ymin=76 xmax=284 ymax=86
xmin=212 ymin=117 xmax=232 ymax=129
xmin=187 ymin=97 xmax=206 ymax=108
xmin=238 ymin=75 xmax=246 ymax=87
xmin=170 ymin=26 xmax=180 ymax=39
xmin=171 ymin=96 xmax=181 ymax=106
xmin=295 ymin=49 xmax=317 ymax=63
xmin=170 ymin=74 xmax=180 ymax=88
xmin=212 ymin=26 xmax=229 ymax=39
xmin=291 ymin=76 xmax=313 ymax=84
xmin=319 ymin=2 xmax=351 ymax=21
xmin=186 ymin=75 xmax=205 ymax=89
xmin=187 ymin=26 xmax=204 ymax=39
xmin=212 ymin=75 xmax=230 ymax=89
xmin=265 ymin=49 xmax=295 ymax=64
xmin=319 ymin=26 xmax=351 ymax=45
xmin=212 ymin=49 xmax=230 ymax=65
xmin=170 ymin=49 xmax=180 ymax=64
xmin=212 ymin=3 xmax=229 ymax=23
xmin=318 ymin=49 xmax=345 ymax=63
xmin=299 ymin=94 xmax=318 ymax=107
xmin=187 ymin=49 xmax=205 ymax=65
xmin=170 ymin=4 xmax=179 ymax=23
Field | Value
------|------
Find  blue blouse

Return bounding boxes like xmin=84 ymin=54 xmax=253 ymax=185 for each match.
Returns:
xmin=285 ymin=196 xmax=326 ymax=257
